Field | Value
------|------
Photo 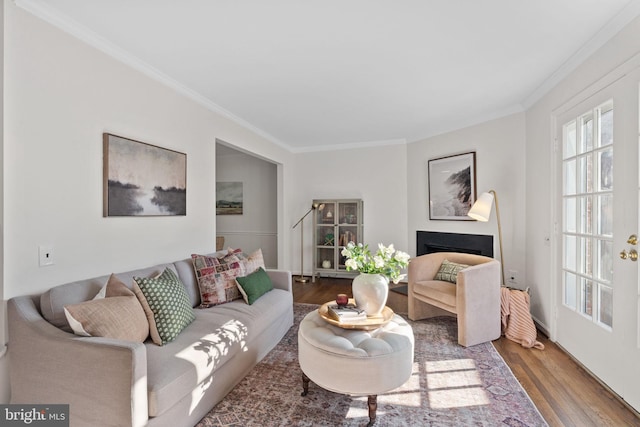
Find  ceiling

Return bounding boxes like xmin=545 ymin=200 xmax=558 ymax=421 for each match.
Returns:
xmin=18 ymin=0 xmax=640 ymax=152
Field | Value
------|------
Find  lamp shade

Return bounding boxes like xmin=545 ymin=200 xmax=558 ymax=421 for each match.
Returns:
xmin=468 ymin=192 xmax=494 ymax=222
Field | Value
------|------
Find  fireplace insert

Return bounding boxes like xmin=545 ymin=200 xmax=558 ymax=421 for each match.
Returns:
xmin=416 ymin=231 xmax=493 ymax=258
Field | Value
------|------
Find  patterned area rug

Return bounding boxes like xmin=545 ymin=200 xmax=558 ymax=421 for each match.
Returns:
xmin=196 ymin=303 xmax=548 ymax=426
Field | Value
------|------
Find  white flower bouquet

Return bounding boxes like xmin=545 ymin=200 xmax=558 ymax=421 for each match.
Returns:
xmin=341 ymin=242 xmax=410 ymax=284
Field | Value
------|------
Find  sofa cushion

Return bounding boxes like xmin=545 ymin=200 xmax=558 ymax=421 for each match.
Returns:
xmin=191 ymin=252 xmax=246 ymax=308
xmin=63 ymin=274 xmax=149 ymax=342
xmin=413 ymin=280 xmax=457 ymax=309
xmin=434 ymin=259 xmax=469 ymax=284
xmin=236 ymin=267 xmax=273 ymax=305
xmin=144 ymin=288 xmax=292 ymax=417
xmin=134 ymin=268 xmax=196 ymax=345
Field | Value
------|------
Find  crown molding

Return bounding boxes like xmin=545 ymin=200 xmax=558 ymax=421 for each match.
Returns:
xmin=291 ymin=138 xmax=407 ymax=154
xmin=522 ymin=0 xmax=640 ymax=109
xmin=407 ymin=103 xmax=525 ymax=144
xmin=14 ymin=0 xmax=292 ymax=152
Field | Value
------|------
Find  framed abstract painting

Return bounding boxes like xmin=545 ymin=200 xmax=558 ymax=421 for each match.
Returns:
xmin=428 ymin=152 xmax=476 ymax=220
xmin=103 ymin=133 xmax=186 ymax=216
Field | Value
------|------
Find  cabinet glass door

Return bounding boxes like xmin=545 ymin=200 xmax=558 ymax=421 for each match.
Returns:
xmin=316 ymin=202 xmax=336 ymax=271
xmin=337 ymin=201 xmax=359 ymax=270
xmin=312 ymin=199 xmax=363 ymax=280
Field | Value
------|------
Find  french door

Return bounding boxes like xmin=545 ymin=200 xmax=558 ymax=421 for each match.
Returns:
xmin=555 ymin=70 xmax=640 ymax=412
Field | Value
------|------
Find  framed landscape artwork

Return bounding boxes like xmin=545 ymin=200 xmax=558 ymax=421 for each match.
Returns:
xmin=216 ymin=182 xmax=243 ymax=215
xmin=428 ymin=151 xmax=476 ymax=220
xmin=103 ymin=133 xmax=187 ymax=217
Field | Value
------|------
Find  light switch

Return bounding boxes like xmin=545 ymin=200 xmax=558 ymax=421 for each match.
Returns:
xmin=39 ymin=245 xmax=54 ymax=267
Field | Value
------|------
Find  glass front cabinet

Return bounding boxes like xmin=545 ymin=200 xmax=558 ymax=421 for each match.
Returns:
xmin=312 ymin=199 xmax=363 ymax=282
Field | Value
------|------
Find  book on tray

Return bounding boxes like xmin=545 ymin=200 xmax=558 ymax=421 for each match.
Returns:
xmin=327 ymin=304 xmax=367 ymax=322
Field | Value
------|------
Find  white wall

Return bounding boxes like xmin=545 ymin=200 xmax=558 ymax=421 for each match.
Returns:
xmin=291 ymin=144 xmax=409 ymax=277
xmin=3 ymin=1 xmax=291 ymax=300
xmin=407 ymin=112 xmax=527 ymax=286
xmin=1 ymin=1 xmax=294 ymax=403
xmin=216 ymin=145 xmax=278 ymax=268
xmin=0 ymin=0 xmax=7 ymax=406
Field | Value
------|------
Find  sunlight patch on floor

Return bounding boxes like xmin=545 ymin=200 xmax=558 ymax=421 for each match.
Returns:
xmin=346 ymin=403 xmax=370 ymax=420
xmin=425 ymin=358 xmax=489 ymax=409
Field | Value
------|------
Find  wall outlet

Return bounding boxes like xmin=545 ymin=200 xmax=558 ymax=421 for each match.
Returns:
xmin=39 ymin=245 xmax=54 ymax=267
xmin=508 ymin=269 xmax=518 ymax=284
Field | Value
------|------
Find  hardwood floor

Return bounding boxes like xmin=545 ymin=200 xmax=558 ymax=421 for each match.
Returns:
xmin=293 ymin=277 xmax=640 ymax=427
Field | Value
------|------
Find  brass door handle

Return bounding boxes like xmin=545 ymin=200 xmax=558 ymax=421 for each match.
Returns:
xmin=620 ymin=249 xmax=638 ymax=261
xmin=628 ymin=234 xmax=638 ymax=245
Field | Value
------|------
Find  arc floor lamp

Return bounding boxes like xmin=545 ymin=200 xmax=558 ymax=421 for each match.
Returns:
xmin=468 ymin=190 xmax=506 ymax=286
xmin=292 ymin=203 xmax=324 ymax=283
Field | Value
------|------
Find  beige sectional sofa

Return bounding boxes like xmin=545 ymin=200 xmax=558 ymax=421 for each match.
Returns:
xmin=7 ymin=253 xmax=293 ymax=427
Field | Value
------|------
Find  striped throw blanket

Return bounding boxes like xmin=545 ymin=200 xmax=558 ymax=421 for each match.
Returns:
xmin=500 ymin=287 xmax=545 ymax=350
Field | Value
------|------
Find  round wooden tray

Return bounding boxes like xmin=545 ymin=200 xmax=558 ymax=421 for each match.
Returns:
xmin=318 ymin=300 xmax=394 ymax=330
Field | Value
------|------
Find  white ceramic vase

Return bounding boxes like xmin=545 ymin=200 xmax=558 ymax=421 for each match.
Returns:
xmin=352 ymin=273 xmax=389 ymax=316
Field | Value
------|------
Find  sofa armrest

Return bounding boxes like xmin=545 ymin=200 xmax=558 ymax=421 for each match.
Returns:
xmin=8 ymin=296 xmax=148 ymax=427
xmin=266 ymin=269 xmax=292 ymax=293
xmin=456 ymin=260 xmax=501 ymax=346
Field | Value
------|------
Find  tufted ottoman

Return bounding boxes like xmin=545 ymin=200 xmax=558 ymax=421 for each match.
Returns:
xmin=298 ymin=309 xmax=414 ymax=426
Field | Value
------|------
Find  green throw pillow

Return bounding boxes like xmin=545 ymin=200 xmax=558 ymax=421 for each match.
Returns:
xmin=133 ymin=268 xmax=195 ymax=345
xmin=434 ymin=259 xmax=469 ymax=284
xmin=235 ymin=267 xmax=273 ymax=305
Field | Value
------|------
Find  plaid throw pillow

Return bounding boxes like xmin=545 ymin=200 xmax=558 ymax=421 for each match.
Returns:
xmin=133 ymin=268 xmax=195 ymax=345
xmin=434 ymin=259 xmax=469 ymax=284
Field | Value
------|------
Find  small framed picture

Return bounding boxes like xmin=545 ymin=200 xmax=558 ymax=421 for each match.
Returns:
xmin=428 ymin=152 xmax=476 ymax=220
xmin=216 ymin=182 xmax=243 ymax=215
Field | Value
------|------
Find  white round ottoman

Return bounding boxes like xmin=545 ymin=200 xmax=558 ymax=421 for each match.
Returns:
xmin=298 ymin=309 xmax=414 ymax=426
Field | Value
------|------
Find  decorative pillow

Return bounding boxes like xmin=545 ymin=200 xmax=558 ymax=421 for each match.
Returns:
xmin=236 ymin=267 xmax=274 ymax=305
xmin=236 ymin=248 xmax=266 ymax=275
xmin=133 ymin=268 xmax=195 ymax=346
xmin=434 ymin=259 xmax=469 ymax=284
xmin=63 ymin=274 xmax=149 ymax=342
xmin=191 ymin=252 xmax=247 ymax=308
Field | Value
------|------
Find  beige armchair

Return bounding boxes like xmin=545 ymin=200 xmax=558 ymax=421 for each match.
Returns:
xmin=408 ymin=252 xmax=501 ymax=347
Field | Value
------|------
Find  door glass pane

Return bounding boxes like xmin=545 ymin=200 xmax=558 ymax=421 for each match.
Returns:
xmin=580 ymin=277 xmax=593 ymax=317
xmin=564 ymin=272 xmax=577 ymax=309
xmin=580 ymin=278 xmax=593 ymax=318
xmin=564 ymin=159 xmax=576 ymax=195
xmin=578 ymin=196 xmax=592 ymax=234
xmin=597 ymin=194 xmax=613 ymax=236
xmin=599 ymin=105 xmax=613 ymax=147
xmin=578 ymin=237 xmax=592 ymax=276
xmin=580 ymin=114 xmax=593 ymax=153
xmin=564 ymin=197 xmax=576 ymax=233
xmin=564 ymin=235 xmax=576 ymax=272
xmin=578 ymin=155 xmax=593 ymax=193
xmin=597 ymin=148 xmax=613 ymax=191
xmin=597 ymin=239 xmax=613 ymax=283
xmin=564 ymin=120 xmax=577 ymax=158
xmin=598 ymin=284 xmax=613 ymax=328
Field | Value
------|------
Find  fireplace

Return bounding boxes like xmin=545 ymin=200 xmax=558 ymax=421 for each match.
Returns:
xmin=416 ymin=231 xmax=493 ymax=258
